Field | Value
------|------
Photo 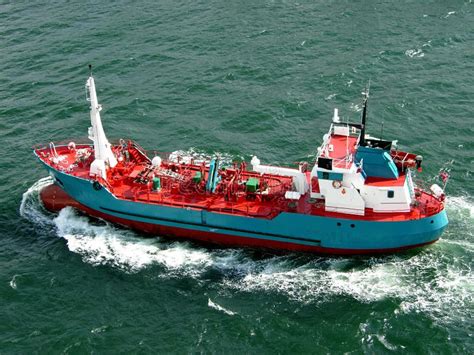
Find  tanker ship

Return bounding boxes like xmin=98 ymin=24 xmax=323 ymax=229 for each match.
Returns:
xmin=34 ymin=70 xmax=448 ymax=254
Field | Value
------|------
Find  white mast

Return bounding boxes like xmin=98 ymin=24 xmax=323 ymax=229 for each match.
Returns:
xmin=86 ymin=66 xmax=117 ymax=180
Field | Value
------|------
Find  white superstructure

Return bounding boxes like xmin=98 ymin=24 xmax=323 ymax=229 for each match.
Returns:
xmin=250 ymin=103 xmax=420 ymax=217
xmin=86 ymin=73 xmax=117 ymax=179
xmin=308 ymin=107 xmax=415 ymax=216
xmin=250 ymin=156 xmax=309 ymax=196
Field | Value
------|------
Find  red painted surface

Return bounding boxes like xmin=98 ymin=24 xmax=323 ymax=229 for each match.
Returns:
xmin=325 ymin=134 xmax=358 ymax=168
xmin=311 ymin=176 xmax=320 ymax=193
xmin=34 ymin=139 xmax=444 ymax=225
xmin=390 ymin=150 xmax=418 ymax=169
xmin=35 ymin=143 xmax=294 ymax=219
xmin=40 ymin=183 xmax=82 ymax=211
xmin=366 ymin=174 xmax=406 ymax=187
xmin=39 ymin=184 xmax=438 ymax=255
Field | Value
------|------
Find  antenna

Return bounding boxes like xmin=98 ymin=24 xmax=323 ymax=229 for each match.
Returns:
xmin=359 ymin=80 xmax=370 ymax=146
xmin=346 ymin=116 xmax=349 ymax=165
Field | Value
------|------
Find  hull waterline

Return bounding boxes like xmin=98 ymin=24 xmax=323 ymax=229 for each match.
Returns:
xmin=39 ymin=183 xmax=446 ymax=255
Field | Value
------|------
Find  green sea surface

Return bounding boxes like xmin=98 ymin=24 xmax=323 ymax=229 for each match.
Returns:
xmin=1 ymin=1 xmax=473 ymax=353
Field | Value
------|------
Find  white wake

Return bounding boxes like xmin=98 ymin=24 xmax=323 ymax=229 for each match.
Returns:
xmin=20 ymin=177 xmax=474 ymax=324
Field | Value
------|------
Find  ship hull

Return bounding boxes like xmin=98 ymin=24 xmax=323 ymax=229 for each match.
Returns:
xmin=39 ymin=164 xmax=449 ymax=255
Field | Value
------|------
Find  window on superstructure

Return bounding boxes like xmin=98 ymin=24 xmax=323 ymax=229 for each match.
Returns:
xmin=387 ymin=190 xmax=395 ymax=198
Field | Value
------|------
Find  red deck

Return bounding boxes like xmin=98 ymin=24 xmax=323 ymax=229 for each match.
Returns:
xmin=34 ymin=141 xmax=444 ymax=223
xmin=321 ymin=134 xmax=358 ymax=169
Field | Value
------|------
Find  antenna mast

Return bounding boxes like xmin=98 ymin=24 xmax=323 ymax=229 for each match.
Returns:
xmin=359 ymin=81 xmax=370 ymax=146
xmin=86 ymin=65 xmax=118 ymax=180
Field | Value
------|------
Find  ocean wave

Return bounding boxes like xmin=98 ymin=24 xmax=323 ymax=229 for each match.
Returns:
xmin=20 ymin=177 xmax=214 ymax=274
xmin=20 ymin=178 xmax=474 ymax=325
xmin=405 ymin=48 xmax=425 ymax=58
xmin=9 ymin=275 xmax=18 ymax=290
xmin=19 ymin=176 xmax=55 ymax=226
xmin=54 ymin=207 xmax=213 ymax=275
xmin=207 ymin=298 xmax=237 ymax=316
xmin=222 ymin=250 xmax=474 ymax=324
xmin=446 ymin=195 xmax=474 ymax=219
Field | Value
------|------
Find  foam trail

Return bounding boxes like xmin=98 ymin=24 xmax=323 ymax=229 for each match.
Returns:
xmin=208 ymin=298 xmax=237 ymax=316
xmin=441 ymin=239 xmax=474 ymax=252
xmin=9 ymin=275 xmax=18 ymax=290
xmin=54 ymin=207 xmax=213 ymax=274
xmin=20 ymin=178 xmax=474 ymax=325
xmin=444 ymin=195 xmax=474 ymax=242
xmin=20 ymin=178 xmax=216 ymax=274
xmin=222 ymin=250 xmax=474 ymax=324
xmin=19 ymin=176 xmax=54 ymax=226
xmin=405 ymin=48 xmax=425 ymax=58
xmin=446 ymin=196 xmax=474 ymax=219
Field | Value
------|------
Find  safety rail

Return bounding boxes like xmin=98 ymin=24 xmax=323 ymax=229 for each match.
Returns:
xmin=331 ymin=156 xmax=354 ymax=169
xmin=119 ymin=185 xmax=284 ymax=220
xmin=129 ymin=141 xmax=151 ymax=162
xmin=34 ymin=139 xmax=227 ymax=169
xmin=33 ymin=138 xmax=92 ymax=151
xmin=315 ymin=123 xmax=360 ymax=170
xmin=49 ymin=142 xmax=59 ymax=158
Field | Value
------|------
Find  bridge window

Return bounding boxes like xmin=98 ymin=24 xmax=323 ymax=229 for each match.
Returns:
xmin=387 ymin=190 xmax=395 ymax=198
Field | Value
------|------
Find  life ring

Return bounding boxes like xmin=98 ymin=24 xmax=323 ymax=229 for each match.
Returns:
xmin=93 ymin=181 xmax=102 ymax=191
xmin=332 ymin=180 xmax=342 ymax=189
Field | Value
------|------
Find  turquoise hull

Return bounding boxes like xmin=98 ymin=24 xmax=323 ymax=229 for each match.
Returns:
xmin=42 ymin=162 xmax=448 ymax=254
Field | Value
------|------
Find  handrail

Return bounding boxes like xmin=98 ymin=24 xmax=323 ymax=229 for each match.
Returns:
xmin=400 ymin=152 xmax=409 ymax=170
xmin=130 ymin=141 xmax=151 ymax=162
xmin=49 ymin=142 xmax=59 ymax=158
